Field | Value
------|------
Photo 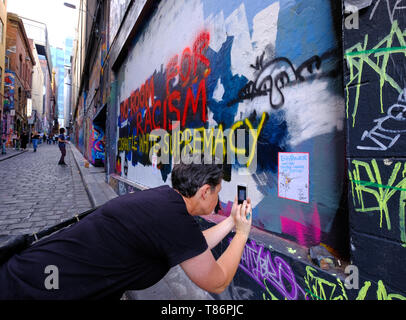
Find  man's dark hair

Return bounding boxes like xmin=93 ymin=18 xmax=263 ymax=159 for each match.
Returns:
xmin=60 ymin=128 xmax=65 ymax=134
xmin=171 ymin=157 xmax=223 ymax=198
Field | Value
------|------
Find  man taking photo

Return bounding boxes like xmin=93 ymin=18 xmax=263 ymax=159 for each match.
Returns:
xmin=0 ymin=158 xmax=252 ymax=299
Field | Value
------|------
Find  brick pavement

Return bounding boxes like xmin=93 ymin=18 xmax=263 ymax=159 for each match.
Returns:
xmin=0 ymin=147 xmax=27 ymax=162
xmin=0 ymin=143 xmax=92 ymax=236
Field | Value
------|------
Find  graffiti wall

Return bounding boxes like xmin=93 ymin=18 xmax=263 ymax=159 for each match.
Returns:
xmin=115 ymin=0 xmax=346 ymax=252
xmin=74 ymin=97 xmax=85 ymax=154
xmin=344 ymin=0 xmax=406 ymax=294
xmin=198 ymin=218 xmax=406 ymax=300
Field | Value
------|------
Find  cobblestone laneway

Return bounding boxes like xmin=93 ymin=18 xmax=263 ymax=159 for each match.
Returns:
xmin=0 ymin=143 xmax=92 ymax=236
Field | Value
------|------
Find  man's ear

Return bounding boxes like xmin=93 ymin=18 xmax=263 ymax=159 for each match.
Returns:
xmin=199 ymin=184 xmax=211 ymax=200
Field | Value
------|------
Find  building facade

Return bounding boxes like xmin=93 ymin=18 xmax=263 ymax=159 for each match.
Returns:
xmin=64 ymin=37 xmax=73 ymax=131
xmin=71 ymin=0 xmax=108 ymax=166
xmin=21 ymin=16 xmax=55 ymax=135
xmin=5 ymin=12 xmax=35 ymax=144
xmin=0 ymin=0 xmax=7 ymax=151
xmin=29 ymin=39 xmax=44 ymax=133
xmin=51 ymin=46 xmax=65 ymax=128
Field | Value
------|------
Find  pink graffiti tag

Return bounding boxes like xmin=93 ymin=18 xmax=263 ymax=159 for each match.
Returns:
xmin=280 ymin=205 xmax=321 ymax=247
xmin=232 ymin=238 xmax=308 ymax=300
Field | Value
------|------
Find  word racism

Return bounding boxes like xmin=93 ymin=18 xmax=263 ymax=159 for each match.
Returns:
xmin=119 ymin=31 xmax=211 ymax=133
xmin=118 ymin=30 xmax=266 ymax=171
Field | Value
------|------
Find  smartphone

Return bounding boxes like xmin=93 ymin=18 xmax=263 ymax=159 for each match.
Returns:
xmin=237 ymin=184 xmax=247 ymax=205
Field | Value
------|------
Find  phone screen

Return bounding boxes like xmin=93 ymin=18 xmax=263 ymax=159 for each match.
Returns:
xmin=237 ymin=185 xmax=247 ymax=204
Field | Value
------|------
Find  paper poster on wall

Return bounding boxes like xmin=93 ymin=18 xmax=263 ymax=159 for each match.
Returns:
xmin=151 ymin=152 xmax=159 ymax=175
xmin=278 ymin=152 xmax=309 ymax=203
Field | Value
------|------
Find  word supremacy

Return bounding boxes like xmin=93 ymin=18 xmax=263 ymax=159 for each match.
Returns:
xmin=119 ymin=113 xmax=266 ymax=171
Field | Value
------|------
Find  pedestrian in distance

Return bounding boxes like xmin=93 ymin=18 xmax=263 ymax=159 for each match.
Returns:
xmin=58 ymin=128 xmax=69 ymax=165
xmin=15 ymin=132 xmax=20 ymax=150
xmin=31 ymin=131 xmax=40 ymax=152
xmin=20 ymin=131 xmax=29 ymax=150
xmin=1 ymin=132 xmax=6 ymax=155
xmin=0 ymin=157 xmax=253 ymax=299
xmin=11 ymin=131 xmax=17 ymax=150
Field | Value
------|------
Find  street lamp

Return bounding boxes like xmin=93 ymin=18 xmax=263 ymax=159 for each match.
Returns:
xmin=63 ymin=2 xmax=96 ymax=21
xmin=63 ymin=2 xmax=77 ymax=9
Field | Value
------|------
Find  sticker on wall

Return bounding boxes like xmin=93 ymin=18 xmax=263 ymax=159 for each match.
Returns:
xmin=278 ymin=152 xmax=309 ymax=203
xmin=151 ymin=152 xmax=159 ymax=175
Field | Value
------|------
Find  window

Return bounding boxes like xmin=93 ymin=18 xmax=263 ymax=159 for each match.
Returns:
xmin=19 ymin=55 xmax=22 ymax=78
xmin=0 ymin=19 xmax=3 ymax=44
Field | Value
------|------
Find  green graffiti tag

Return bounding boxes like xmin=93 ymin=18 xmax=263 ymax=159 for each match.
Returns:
xmin=304 ymin=289 xmax=324 ymax=300
xmin=348 ymin=159 xmax=406 ymax=246
xmin=303 ymin=266 xmax=406 ymax=300
xmin=356 ymin=280 xmax=406 ymax=300
xmin=304 ymin=266 xmax=348 ymax=300
xmin=344 ymin=20 xmax=406 ymax=127
xmin=262 ymin=278 xmax=281 ymax=301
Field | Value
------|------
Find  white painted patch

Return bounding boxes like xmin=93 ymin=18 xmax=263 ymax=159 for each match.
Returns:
xmin=206 ymin=11 xmax=227 ymax=53
xmin=251 ymin=2 xmax=280 ymax=59
xmin=224 ymin=3 xmax=254 ymax=78
xmin=213 ymin=78 xmax=225 ymax=102
xmin=282 ymin=80 xmax=345 ymax=147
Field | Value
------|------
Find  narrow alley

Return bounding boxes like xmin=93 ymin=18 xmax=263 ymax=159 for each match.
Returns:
xmin=0 ymin=143 xmax=92 ymax=236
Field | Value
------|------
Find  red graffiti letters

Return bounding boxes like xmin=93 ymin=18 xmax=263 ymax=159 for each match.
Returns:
xmin=119 ymin=30 xmax=211 ymax=134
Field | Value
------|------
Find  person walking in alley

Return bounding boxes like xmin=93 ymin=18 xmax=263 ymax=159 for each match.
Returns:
xmin=31 ymin=131 xmax=40 ymax=152
xmin=0 ymin=157 xmax=252 ymax=299
xmin=20 ymin=131 xmax=29 ymax=150
xmin=58 ymin=128 xmax=69 ymax=165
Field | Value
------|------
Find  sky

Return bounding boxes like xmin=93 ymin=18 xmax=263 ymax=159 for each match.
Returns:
xmin=7 ymin=0 xmax=79 ymax=48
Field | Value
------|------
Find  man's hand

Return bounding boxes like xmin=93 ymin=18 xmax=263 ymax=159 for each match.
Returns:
xmin=230 ymin=197 xmax=252 ymax=236
xmin=182 ymin=199 xmax=252 ymax=294
xmin=234 ymin=200 xmax=252 ymax=238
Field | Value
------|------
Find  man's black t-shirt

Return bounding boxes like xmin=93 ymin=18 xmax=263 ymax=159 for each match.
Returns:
xmin=0 ymin=185 xmax=208 ymax=299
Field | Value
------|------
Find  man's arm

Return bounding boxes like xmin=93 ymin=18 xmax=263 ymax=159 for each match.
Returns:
xmin=202 ymin=197 xmax=251 ymax=249
xmin=202 ymin=215 xmax=234 ymax=250
xmin=181 ymin=200 xmax=252 ymax=294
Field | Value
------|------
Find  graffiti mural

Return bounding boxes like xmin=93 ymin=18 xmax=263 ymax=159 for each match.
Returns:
xmin=234 ymin=238 xmax=309 ymax=300
xmin=92 ymin=124 xmax=105 ymax=164
xmin=114 ymin=0 xmax=346 ymax=251
xmin=4 ymin=70 xmax=15 ymax=110
xmin=357 ymin=89 xmax=406 ymax=151
xmin=348 ymin=158 xmax=406 ymax=246
xmin=345 ymin=20 xmax=406 ymax=128
xmin=195 ymin=217 xmax=406 ymax=300
xmin=344 ymin=0 xmax=406 ymax=297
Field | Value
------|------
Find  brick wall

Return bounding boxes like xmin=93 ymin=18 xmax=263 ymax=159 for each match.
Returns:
xmin=344 ymin=0 xmax=406 ymax=296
